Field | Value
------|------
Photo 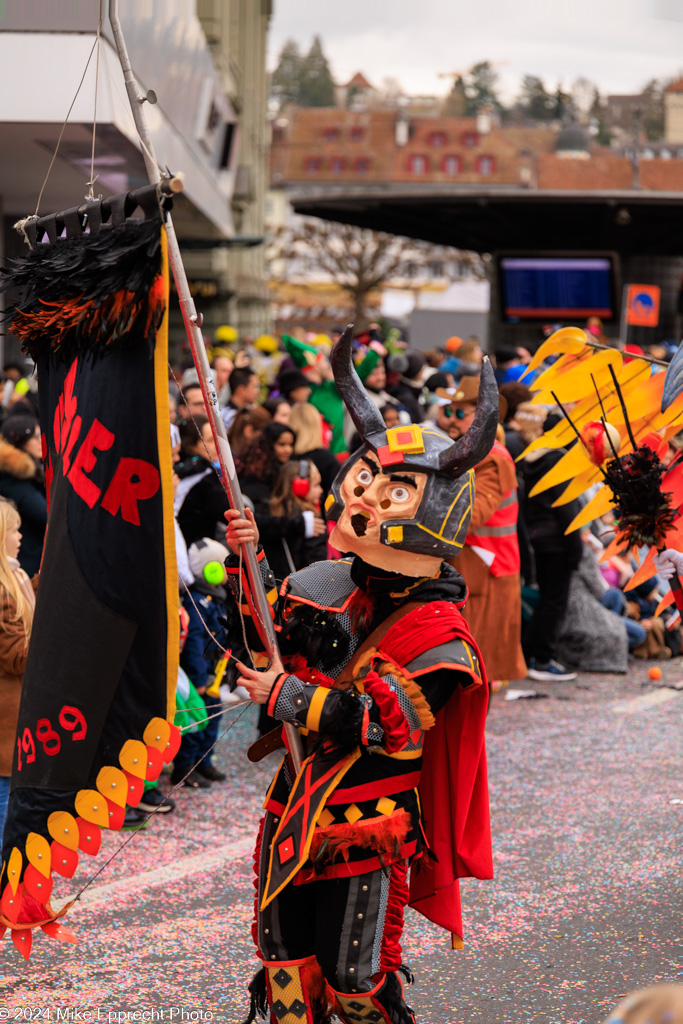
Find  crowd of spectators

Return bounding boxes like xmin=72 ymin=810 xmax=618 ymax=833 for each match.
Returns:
xmin=1 ymin=317 xmax=679 ymax=831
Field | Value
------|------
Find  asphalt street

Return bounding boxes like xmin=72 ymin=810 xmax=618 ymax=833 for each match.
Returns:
xmin=1 ymin=662 xmax=681 ymax=1024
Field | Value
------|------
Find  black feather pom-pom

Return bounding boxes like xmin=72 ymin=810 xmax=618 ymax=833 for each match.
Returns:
xmin=279 ymin=604 xmax=347 ymax=667
xmin=604 ymin=446 xmax=677 ymax=548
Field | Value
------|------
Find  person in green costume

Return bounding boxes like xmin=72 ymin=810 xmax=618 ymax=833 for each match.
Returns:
xmin=282 ymin=333 xmax=381 ymax=456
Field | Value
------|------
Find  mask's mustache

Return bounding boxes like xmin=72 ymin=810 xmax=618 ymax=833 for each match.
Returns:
xmin=350 ymin=511 xmax=370 ymax=537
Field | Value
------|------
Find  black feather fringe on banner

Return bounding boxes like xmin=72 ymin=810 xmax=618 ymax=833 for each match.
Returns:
xmin=1 ymin=216 xmax=165 ymax=363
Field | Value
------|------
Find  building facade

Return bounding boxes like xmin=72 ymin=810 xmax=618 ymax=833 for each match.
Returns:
xmin=197 ymin=0 xmax=272 ymax=339
xmin=0 ymin=0 xmax=271 ymax=364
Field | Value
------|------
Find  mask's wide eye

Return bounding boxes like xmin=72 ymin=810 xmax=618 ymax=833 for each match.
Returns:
xmin=390 ymin=486 xmax=411 ymax=503
xmin=356 ymin=469 xmax=373 ymax=486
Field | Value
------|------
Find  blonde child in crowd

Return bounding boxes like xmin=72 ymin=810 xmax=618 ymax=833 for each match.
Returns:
xmin=0 ymin=497 xmax=37 ymax=841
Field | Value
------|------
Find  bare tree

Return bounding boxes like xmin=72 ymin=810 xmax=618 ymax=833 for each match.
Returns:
xmin=377 ymin=76 xmax=403 ymax=108
xmin=571 ymin=77 xmax=597 ymax=119
xmin=267 ymin=218 xmax=485 ymax=328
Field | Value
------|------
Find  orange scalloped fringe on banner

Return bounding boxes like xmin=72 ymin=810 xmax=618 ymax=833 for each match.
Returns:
xmin=0 ymin=716 xmax=181 ymax=958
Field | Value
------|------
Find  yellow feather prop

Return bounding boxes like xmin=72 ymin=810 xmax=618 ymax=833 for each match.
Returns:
xmin=520 ymin=327 xmax=588 ymax=376
xmin=531 ymin=349 xmax=623 ymax=405
xmin=518 ymin=330 xmax=683 ymax=547
xmin=565 ymin=485 xmax=615 ymax=533
xmin=552 ymin=466 xmax=602 ymax=505
xmin=527 ymin=441 xmax=602 ymax=496
xmin=529 ymin=350 xmax=593 ymax=396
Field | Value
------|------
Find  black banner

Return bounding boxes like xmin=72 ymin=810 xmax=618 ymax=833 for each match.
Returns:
xmin=0 ymin=212 xmax=179 ymax=954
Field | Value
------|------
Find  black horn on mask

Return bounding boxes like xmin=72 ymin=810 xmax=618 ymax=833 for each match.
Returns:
xmin=438 ymin=357 xmax=500 ymax=477
xmin=331 ymin=324 xmax=385 ymax=439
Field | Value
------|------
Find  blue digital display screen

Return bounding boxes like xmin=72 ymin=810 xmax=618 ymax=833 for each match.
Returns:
xmin=500 ymin=256 xmax=615 ymax=321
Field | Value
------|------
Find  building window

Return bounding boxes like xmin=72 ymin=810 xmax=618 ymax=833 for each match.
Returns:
xmin=476 ymin=155 xmax=496 ymax=175
xmin=304 ymin=156 xmax=323 ymax=174
xmin=323 ymin=127 xmax=339 ymax=142
xmin=442 ymin=154 xmax=462 ymax=175
xmin=408 ymin=154 xmax=429 ymax=174
xmin=330 ymin=157 xmax=347 ymax=174
xmin=428 ymin=131 xmax=447 ymax=148
xmin=350 ymin=126 xmax=365 ymax=141
xmin=462 ymin=132 xmax=479 ymax=148
xmin=354 ymin=157 xmax=371 ymax=174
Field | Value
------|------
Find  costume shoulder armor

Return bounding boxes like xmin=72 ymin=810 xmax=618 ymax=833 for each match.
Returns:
xmin=284 ymin=558 xmax=357 ymax=612
xmin=406 ymin=636 xmax=482 ymax=686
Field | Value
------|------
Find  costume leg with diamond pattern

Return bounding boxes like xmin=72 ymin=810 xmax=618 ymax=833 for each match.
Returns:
xmin=264 ymin=957 xmax=328 ymax=1024
xmin=332 ymin=972 xmax=417 ymax=1024
xmin=253 ymin=827 xmax=416 ymax=1021
xmin=259 ymin=860 xmax=392 ymax=990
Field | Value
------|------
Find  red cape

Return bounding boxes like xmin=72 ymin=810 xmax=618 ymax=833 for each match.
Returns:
xmin=375 ymin=602 xmax=492 ymax=946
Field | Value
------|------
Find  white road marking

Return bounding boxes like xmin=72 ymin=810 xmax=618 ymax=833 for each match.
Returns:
xmin=54 ymin=835 xmax=254 ymax=913
xmin=611 ymin=689 xmax=682 ymax=715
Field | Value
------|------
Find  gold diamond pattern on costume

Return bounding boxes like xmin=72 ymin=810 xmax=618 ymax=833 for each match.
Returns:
xmin=335 ymin=991 xmax=387 ymax=1023
xmin=375 ymin=797 xmax=397 ymax=816
xmin=266 ymin=964 xmax=309 ymax=1022
xmin=344 ymin=803 xmax=363 ymax=823
xmin=317 ymin=807 xmax=335 ymax=829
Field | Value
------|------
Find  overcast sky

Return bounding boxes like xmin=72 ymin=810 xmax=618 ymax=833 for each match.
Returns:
xmin=268 ymin=0 xmax=683 ymax=102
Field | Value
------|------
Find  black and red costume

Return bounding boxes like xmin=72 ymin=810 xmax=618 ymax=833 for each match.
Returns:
xmin=230 ymin=331 xmax=500 ymax=1024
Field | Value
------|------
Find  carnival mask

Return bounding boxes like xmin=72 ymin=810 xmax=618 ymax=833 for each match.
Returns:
xmin=326 ymin=327 xmax=500 ymax=575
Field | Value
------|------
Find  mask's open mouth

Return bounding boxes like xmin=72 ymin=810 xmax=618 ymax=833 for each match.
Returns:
xmin=350 ymin=510 xmax=372 ymax=537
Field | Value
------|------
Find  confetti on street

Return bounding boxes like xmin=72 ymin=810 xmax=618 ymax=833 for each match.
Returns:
xmin=1 ymin=664 xmax=680 ymax=1024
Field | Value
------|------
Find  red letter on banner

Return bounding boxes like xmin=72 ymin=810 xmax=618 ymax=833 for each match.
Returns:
xmin=101 ymin=458 xmax=160 ymax=525
xmin=67 ymin=420 xmax=115 ymax=508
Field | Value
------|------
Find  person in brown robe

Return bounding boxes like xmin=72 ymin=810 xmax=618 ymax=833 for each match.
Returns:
xmin=438 ymin=377 xmax=527 ymax=682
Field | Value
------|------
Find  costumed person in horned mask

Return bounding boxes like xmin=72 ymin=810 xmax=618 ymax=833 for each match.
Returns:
xmin=225 ymin=327 xmax=497 ymax=1024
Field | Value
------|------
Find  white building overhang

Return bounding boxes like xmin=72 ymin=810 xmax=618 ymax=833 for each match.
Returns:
xmin=0 ymin=27 xmax=235 ymax=240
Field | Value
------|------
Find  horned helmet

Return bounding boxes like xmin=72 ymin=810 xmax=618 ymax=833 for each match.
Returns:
xmin=326 ymin=326 xmax=500 ymax=565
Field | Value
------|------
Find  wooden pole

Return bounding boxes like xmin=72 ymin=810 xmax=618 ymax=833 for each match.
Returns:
xmin=108 ymin=0 xmax=303 ymax=773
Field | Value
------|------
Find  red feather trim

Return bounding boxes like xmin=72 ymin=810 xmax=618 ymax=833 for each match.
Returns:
xmin=363 ymin=671 xmax=411 ymax=753
xmin=11 ymin=280 xmax=166 ymax=354
xmin=380 ymin=859 xmax=410 ymax=973
xmin=309 ymin=808 xmax=411 ymax=865
xmin=251 ymin=817 xmax=264 ymax=958
xmin=300 ymin=958 xmax=335 ymax=1023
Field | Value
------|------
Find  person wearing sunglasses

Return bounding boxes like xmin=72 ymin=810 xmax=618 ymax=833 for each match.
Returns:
xmin=435 ymin=397 xmax=477 ymax=439
xmin=438 ymin=378 xmax=528 ymax=689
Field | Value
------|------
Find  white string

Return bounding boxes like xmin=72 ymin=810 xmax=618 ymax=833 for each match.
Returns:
xmin=86 ymin=14 xmax=103 ymax=200
xmin=70 ymin=703 xmax=253 ymax=903
xmin=179 ymin=574 xmax=230 ymax=656
xmin=33 ymin=36 xmax=99 ymax=216
xmin=169 ymin=364 xmax=222 ymax=471
xmin=178 ymin=699 xmax=251 ymax=732
xmin=170 ymin=362 xmax=271 ymax=665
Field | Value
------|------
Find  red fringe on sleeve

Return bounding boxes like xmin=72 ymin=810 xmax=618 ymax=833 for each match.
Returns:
xmin=362 ymin=670 xmax=411 ymax=753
